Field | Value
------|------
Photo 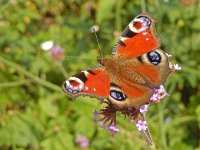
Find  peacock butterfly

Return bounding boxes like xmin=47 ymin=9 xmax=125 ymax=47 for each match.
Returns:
xmin=62 ymin=14 xmax=172 ymax=109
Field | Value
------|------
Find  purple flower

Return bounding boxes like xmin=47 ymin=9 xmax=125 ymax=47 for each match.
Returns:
xmin=75 ymin=135 xmax=89 ymax=148
xmin=109 ymin=125 xmax=119 ymax=137
xmin=139 ymin=104 xmax=148 ymax=113
xmin=93 ymin=110 xmax=99 ymax=124
xmin=49 ymin=45 xmax=64 ymax=61
xmin=93 ymin=101 xmax=143 ymax=136
xmin=150 ymin=85 xmax=168 ymax=103
xmin=93 ymin=101 xmax=117 ymax=128
xmin=85 ymin=3 xmax=95 ymax=15
xmin=136 ymin=120 xmax=147 ymax=131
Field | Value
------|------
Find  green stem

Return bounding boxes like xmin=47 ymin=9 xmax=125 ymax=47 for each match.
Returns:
xmin=0 ymin=80 xmax=31 ymax=88
xmin=0 ymin=56 xmax=61 ymax=92
xmin=165 ymin=116 xmax=196 ymax=131
xmin=0 ymin=1 xmax=11 ymax=13
xmin=140 ymin=113 xmax=156 ymax=149
xmin=158 ymin=103 xmax=167 ymax=149
xmin=55 ymin=61 xmax=69 ymax=78
xmin=141 ymin=0 xmax=147 ymax=13
xmin=115 ymin=0 xmax=123 ymax=31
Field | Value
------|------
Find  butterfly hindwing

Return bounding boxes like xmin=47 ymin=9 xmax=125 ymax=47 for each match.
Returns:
xmin=108 ymin=81 xmax=153 ymax=108
xmin=99 ymin=49 xmax=171 ymax=108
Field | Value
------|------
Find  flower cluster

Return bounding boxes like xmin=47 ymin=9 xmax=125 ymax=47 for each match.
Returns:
xmin=41 ymin=40 xmax=64 ymax=61
xmin=93 ymin=101 xmax=149 ymax=136
xmin=150 ymin=85 xmax=168 ymax=103
xmin=136 ymin=120 xmax=147 ymax=131
xmin=93 ymin=101 xmax=118 ymax=136
xmin=167 ymin=52 xmax=182 ymax=71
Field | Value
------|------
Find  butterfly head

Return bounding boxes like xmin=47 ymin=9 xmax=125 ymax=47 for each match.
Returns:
xmin=129 ymin=15 xmax=151 ymax=33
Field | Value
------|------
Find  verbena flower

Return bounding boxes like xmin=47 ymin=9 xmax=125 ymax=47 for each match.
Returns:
xmin=139 ymin=104 xmax=148 ymax=113
xmin=109 ymin=125 xmax=120 ymax=137
xmin=93 ymin=101 xmax=117 ymax=128
xmin=150 ymin=85 xmax=168 ymax=103
xmin=75 ymin=135 xmax=89 ymax=148
xmin=49 ymin=45 xmax=64 ymax=61
xmin=94 ymin=101 xmax=141 ymax=136
xmin=136 ymin=120 xmax=147 ymax=131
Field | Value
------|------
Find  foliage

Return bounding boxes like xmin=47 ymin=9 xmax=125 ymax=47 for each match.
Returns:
xmin=0 ymin=0 xmax=199 ymax=149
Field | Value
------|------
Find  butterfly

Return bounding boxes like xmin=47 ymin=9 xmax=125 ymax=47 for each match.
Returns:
xmin=63 ymin=14 xmax=172 ymax=109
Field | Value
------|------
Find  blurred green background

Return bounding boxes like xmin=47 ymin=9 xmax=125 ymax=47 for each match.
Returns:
xmin=0 ymin=0 xmax=199 ymax=150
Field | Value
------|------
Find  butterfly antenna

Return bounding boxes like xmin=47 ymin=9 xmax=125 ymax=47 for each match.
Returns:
xmin=92 ymin=27 xmax=104 ymax=58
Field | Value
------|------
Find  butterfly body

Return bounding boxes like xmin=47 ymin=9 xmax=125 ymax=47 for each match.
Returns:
xmin=63 ymin=14 xmax=172 ymax=109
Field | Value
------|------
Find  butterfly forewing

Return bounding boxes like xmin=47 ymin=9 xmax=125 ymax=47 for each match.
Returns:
xmin=112 ymin=14 xmax=160 ymax=59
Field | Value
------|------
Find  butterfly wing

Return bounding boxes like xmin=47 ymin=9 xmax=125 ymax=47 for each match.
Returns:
xmin=103 ymin=49 xmax=171 ymax=108
xmin=111 ymin=14 xmax=171 ymax=88
xmin=63 ymin=67 xmax=111 ymax=100
xmin=63 ymin=14 xmax=171 ymax=109
xmin=112 ymin=14 xmax=160 ymax=58
xmin=108 ymin=81 xmax=153 ymax=108
xmin=102 ymin=14 xmax=172 ymax=108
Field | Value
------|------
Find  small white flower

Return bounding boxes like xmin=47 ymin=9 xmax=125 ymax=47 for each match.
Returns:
xmin=166 ymin=53 xmax=172 ymax=57
xmin=90 ymin=25 xmax=99 ymax=32
xmin=174 ymin=64 xmax=181 ymax=71
xmin=41 ymin=40 xmax=54 ymax=51
xmin=169 ymin=62 xmax=173 ymax=69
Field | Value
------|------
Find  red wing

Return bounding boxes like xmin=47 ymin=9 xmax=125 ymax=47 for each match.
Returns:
xmin=112 ymin=14 xmax=160 ymax=59
xmin=63 ymin=67 xmax=110 ymax=99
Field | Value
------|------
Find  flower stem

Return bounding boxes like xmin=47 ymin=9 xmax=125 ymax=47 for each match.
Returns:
xmin=140 ymin=113 xmax=156 ymax=149
xmin=0 ymin=1 xmax=11 ymax=13
xmin=0 ymin=56 xmax=61 ymax=92
xmin=141 ymin=0 xmax=147 ymax=13
xmin=0 ymin=80 xmax=31 ymax=88
xmin=158 ymin=103 xmax=167 ymax=149
xmin=55 ymin=61 xmax=69 ymax=78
